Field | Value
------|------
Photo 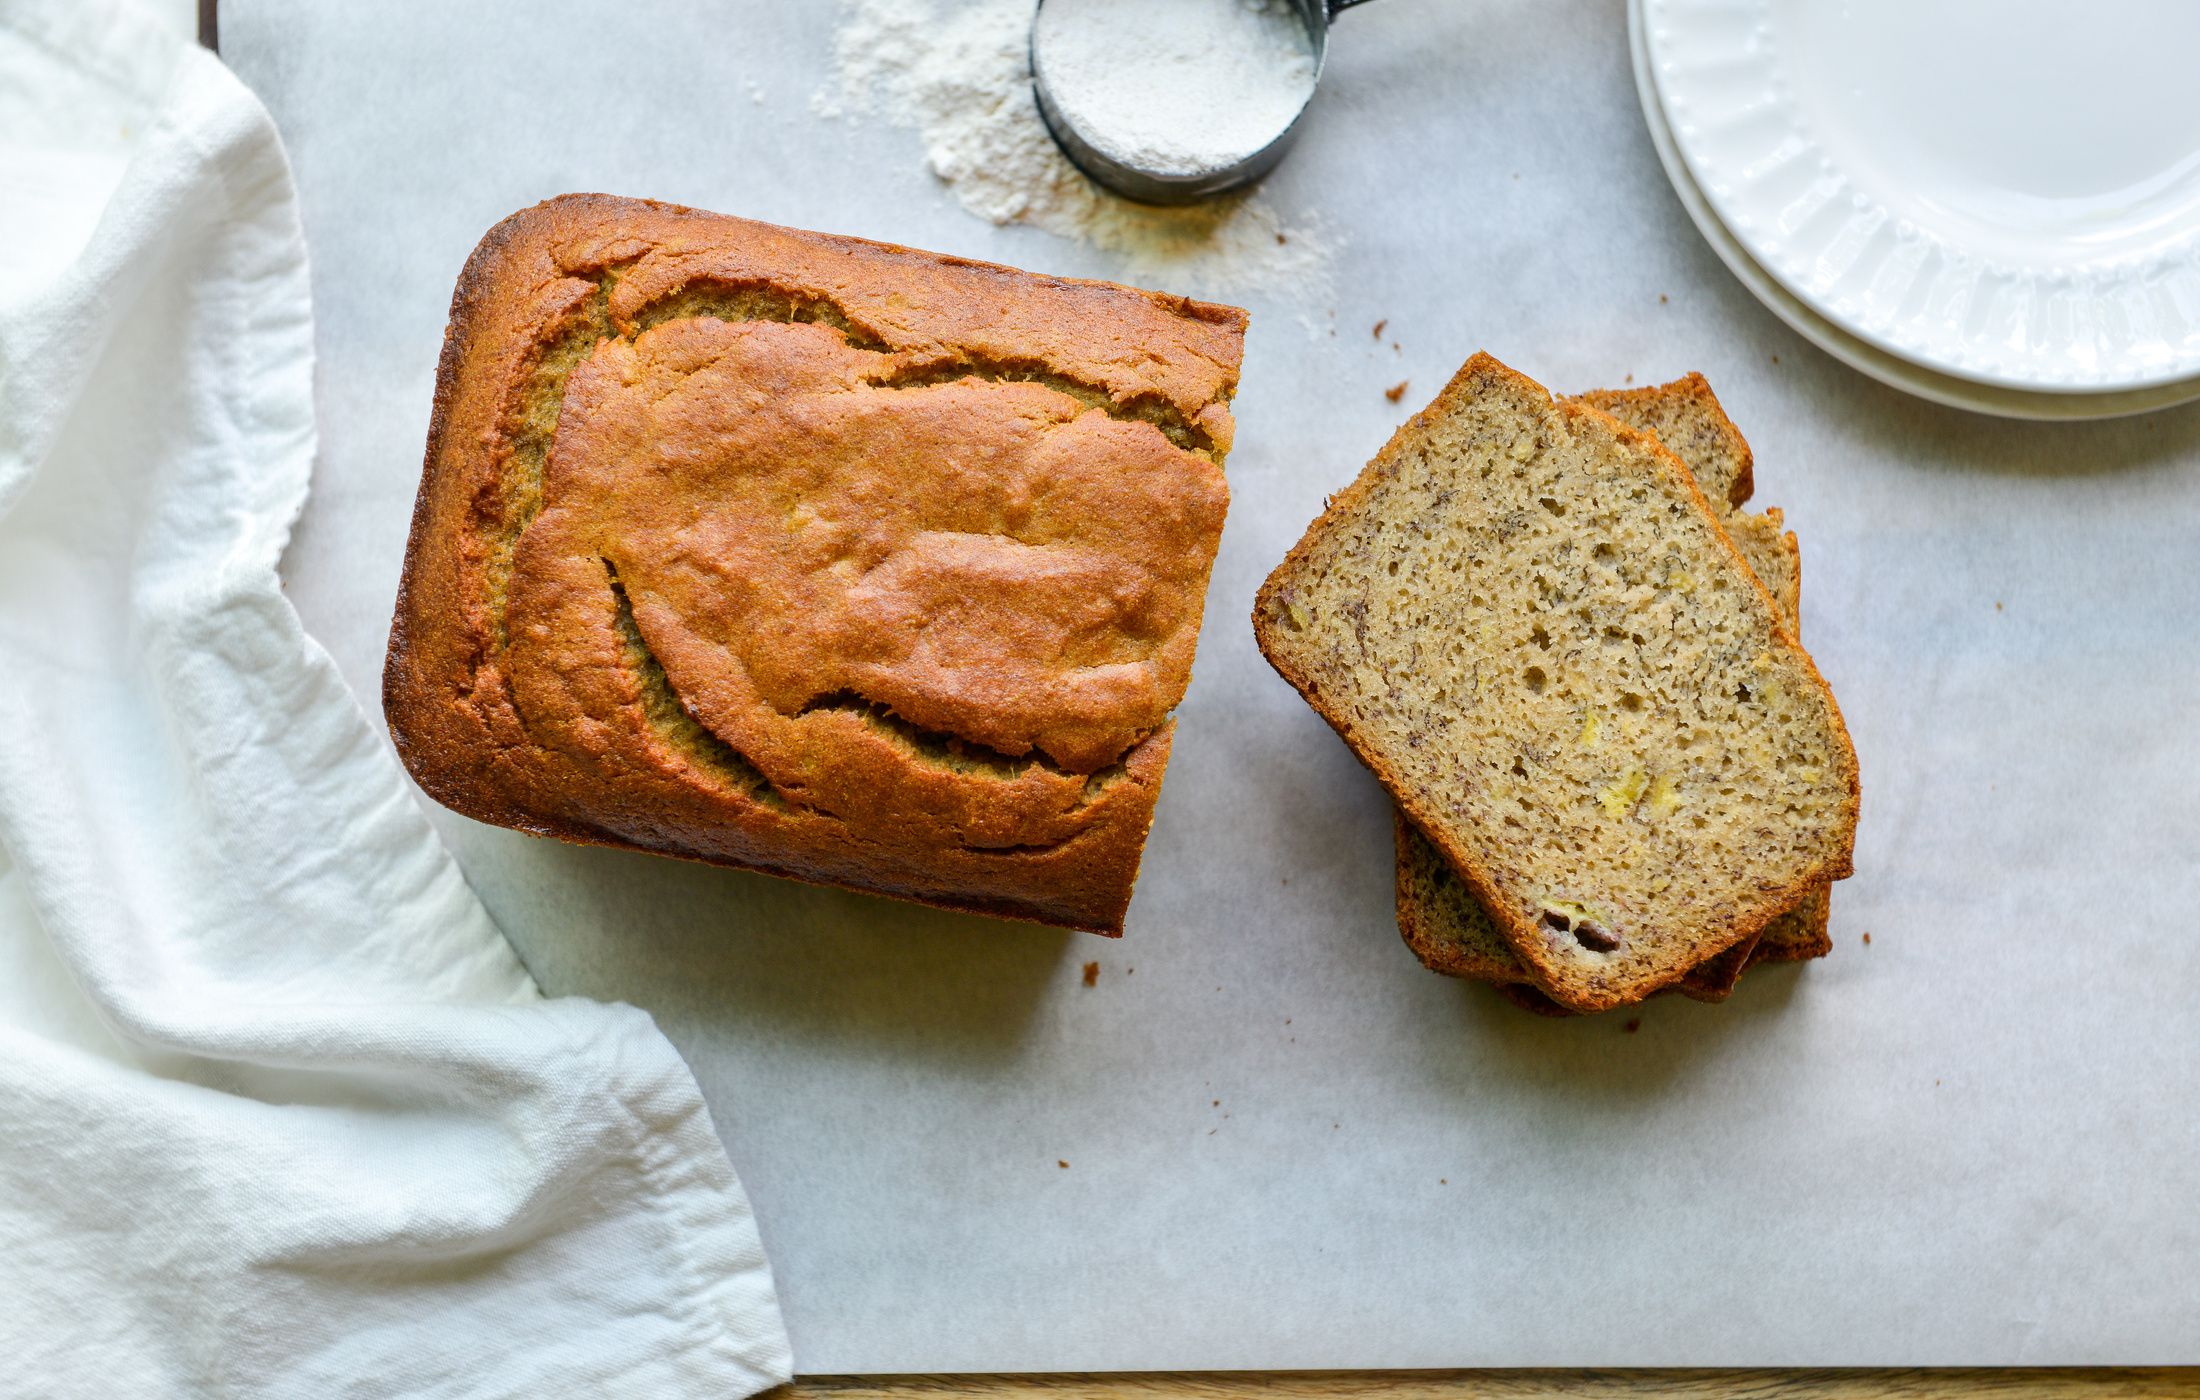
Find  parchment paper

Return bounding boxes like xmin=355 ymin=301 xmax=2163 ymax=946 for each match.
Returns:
xmin=223 ymin=0 xmax=2200 ymax=1369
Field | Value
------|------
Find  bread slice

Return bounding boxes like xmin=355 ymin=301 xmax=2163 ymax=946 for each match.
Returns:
xmin=1252 ymin=353 xmax=1859 ymax=1013
xmin=1393 ymin=376 xmax=1836 ymax=1009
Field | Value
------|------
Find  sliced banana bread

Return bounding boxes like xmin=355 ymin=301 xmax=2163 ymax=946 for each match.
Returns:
xmin=1394 ymin=375 xmax=1834 ymax=1009
xmin=1253 ymin=353 xmax=1858 ymax=1013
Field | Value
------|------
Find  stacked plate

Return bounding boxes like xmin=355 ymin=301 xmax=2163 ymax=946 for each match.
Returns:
xmin=1632 ymin=0 xmax=2200 ymax=419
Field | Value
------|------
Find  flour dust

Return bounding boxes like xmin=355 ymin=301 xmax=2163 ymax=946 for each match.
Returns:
xmin=815 ymin=0 xmax=1336 ymax=303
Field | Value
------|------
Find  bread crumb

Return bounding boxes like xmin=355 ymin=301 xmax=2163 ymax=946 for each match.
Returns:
xmin=1439 ymin=1178 xmax=1448 ymax=1186
xmin=1624 ymin=373 xmax=1634 ymax=384
xmin=1772 ymin=353 xmax=1782 ymax=364
xmin=1862 ymin=932 xmax=1872 ymax=946
xmin=1385 ymin=380 xmax=1410 ymax=403
xmin=1659 ymin=294 xmax=1669 ymax=305
xmin=1623 ymin=1018 xmax=1641 ymax=1033
xmin=1127 ymin=967 xmax=1134 ymax=975
xmin=1372 ymin=319 xmax=1387 ymax=339
xmin=1995 ymin=601 xmax=2004 ymax=612
xmin=1057 ymin=1160 xmax=1069 ymax=1168
xmin=1082 ymin=961 xmax=1099 ymax=986
xmin=1276 ymin=233 xmax=1288 ymax=245
xmin=1212 ymin=1099 xmax=1220 ymax=1107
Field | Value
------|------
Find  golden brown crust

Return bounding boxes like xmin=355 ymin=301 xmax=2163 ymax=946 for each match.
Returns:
xmin=1257 ymin=353 xmax=1860 ymax=1012
xmin=1577 ymin=373 xmax=1757 ymax=509
xmin=1673 ymin=929 xmax=1760 ymax=1002
xmin=385 ymin=195 xmax=1246 ymax=934
xmin=1750 ymin=885 xmax=1835 ymax=964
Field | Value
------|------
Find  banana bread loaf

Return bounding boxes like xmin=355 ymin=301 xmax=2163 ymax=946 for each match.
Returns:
xmin=384 ymin=194 xmax=1247 ymax=934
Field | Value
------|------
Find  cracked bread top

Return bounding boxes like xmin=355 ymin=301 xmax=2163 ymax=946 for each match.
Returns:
xmin=1253 ymin=353 xmax=1858 ymax=1012
xmin=384 ymin=194 xmax=1247 ymax=934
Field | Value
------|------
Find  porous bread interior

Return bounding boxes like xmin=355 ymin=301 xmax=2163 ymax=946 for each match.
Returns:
xmin=1396 ymin=808 xmax=1832 ymax=990
xmin=1394 ymin=376 xmax=1830 ymax=1006
xmin=1576 ymin=379 xmax=1753 ymax=506
xmin=1255 ymin=354 xmax=1857 ymax=1011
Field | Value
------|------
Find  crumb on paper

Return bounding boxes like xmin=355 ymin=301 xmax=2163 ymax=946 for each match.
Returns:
xmin=1372 ymin=319 xmax=1387 ymax=339
xmin=1623 ymin=1018 xmax=1641 ymax=1034
xmin=1439 ymin=1178 xmax=1448 ymax=1186
xmin=1081 ymin=961 xmax=1099 ymax=987
xmin=1624 ymin=373 xmax=1634 ymax=384
xmin=1772 ymin=354 xmax=1782 ymax=364
xmin=1212 ymin=1099 xmax=1220 ymax=1107
xmin=1385 ymin=380 xmax=1410 ymax=403
xmin=1862 ymin=932 xmax=1872 ymax=946
xmin=1659 ymin=293 xmax=1669 ymax=305
xmin=1996 ymin=601 xmax=2004 ymax=612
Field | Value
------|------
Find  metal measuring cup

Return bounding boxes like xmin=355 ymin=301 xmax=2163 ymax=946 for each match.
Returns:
xmin=1030 ymin=0 xmax=1379 ymax=205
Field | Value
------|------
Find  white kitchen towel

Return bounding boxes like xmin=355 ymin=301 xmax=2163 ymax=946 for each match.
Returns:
xmin=0 ymin=1 xmax=793 ymax=1395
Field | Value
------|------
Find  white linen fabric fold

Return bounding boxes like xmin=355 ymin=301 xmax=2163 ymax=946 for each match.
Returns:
xmin=0 ymin=1 xmax=793 ymax=1394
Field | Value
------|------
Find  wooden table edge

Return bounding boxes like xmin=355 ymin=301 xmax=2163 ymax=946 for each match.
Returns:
xmin=775 ymin=1370 xmax=2200 ymax=1398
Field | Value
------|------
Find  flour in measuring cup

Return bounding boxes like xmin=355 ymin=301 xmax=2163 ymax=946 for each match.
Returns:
xmin=1034 ymin=0 xmax=1318 ymax=179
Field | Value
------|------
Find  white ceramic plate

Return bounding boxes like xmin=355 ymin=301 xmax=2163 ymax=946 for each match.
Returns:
xmin=1644 ymin=0 xmax=2200 ymax=395
xmin=1628 ymin=0 xmax=2200 ymax=420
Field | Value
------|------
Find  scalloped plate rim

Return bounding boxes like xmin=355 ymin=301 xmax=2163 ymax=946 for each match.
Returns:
xmin=1626 ymin=0 xmax=2200 ymax=420
xmin=1644 ymin=0 xmax=2200 ymax=395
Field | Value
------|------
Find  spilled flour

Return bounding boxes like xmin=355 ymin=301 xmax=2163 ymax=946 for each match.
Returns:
xmin=816 ymin=0 xmax=1335 ymax=302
